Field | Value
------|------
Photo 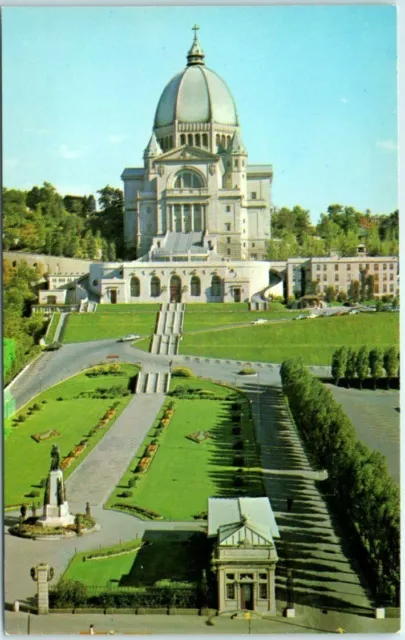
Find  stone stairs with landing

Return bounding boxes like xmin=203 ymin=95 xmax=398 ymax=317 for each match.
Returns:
xmin=136 ymin=371 xmax=171 ymax=394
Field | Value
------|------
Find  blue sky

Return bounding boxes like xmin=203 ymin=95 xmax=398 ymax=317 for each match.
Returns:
xmin=3 ymin=5 xmax=398 ymax=222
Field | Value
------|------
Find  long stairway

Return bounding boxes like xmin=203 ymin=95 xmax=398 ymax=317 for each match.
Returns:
xmin=150 ymin=302 xmax=185 ymax=355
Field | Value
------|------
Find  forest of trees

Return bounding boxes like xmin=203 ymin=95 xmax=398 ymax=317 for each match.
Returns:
xmin=3 ymin=260 xmax=46 ymax=386
xmin=267 ymin=204 xmax=399 ymax=260
xmin=3 ymin=183 xmax=124 ymax=260
xmin=280 ymin=358 xmax=400 ymax=606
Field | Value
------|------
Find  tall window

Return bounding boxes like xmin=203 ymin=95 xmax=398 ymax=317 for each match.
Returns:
xmin=202 ymin=133 xmax=208 ymax=147
xmin=195 ymin=133 xmax=201 ymax=147
xmin=174 ymin=171 xmax=204 ymax=189
xmin=226 ymin=584 xmax=235 ymax=599
xmin=151 ymin=276 xmax=161 ymax=298
xmin=211 ymin=275 xmax=221 ymax=297
xmin=194 ymin=204 xmax=202 ymax=231
xmin=174 ymin=205 xmax=182 ymax=232
xmin=130 ymin=277 xmax=140 ymax=297
xmin=190 ymin=275 xmax=201 ymax=296
xmin=183 ymin=204 xmax=192 ymax=232
xmin=187 ymin=134 xmax=193 ymax=146
xmin=180 ymin=134 xmax=186 ymax=145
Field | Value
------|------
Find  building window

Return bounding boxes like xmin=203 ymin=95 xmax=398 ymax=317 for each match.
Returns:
xmin=195 ymin=133 xmax=201 ymax=147
xmin=47 ymin=295 xmax=57 ymax=304
xmin=211 ymin=275 xmax=222 ymax=297
xmin=234 ymin=159 xmax=239 ymax=169
xmin=243 ymin=242 xmax=246 ymax=247
xmin=174 ymin=170 xmax=204 ymax=189
xmin=383 ymin=263 xmax=387 ymax=270
xmin=390 ymin=273 xmax=394 ymax=281
xmin=390 ymin=263 xmax=394 ymax=270
xmin=366 ymin=264 xmax=370 ymax=269
xmin=240 ymin=573 xmax=254 ymax=580
xmin=150 ymin=276 xmax=161 ymax=298
xmin=359 ymin=264 xmax=363 ymax=270
xmin=390 ymin=284 xmax=394 ymax=292
xmin=259 ymin=583 xmax=268 ymax=599
xmin=316 ymin=264 xmax=321 ymax=271
xmin=374 ymin=264 xmax=379 ymax=271
xmin=202 ymin=133 xmax=208 ymax=147
xmin=226 ymin=584 xmax=235 ymax=599
xmin=335 ymin=264 xmax=339 ymax=271
xmin=252 ymin=243 xmax=256 ymax=248
xmin=323 ymin=264 xmax=327 ymax=271
xmin=347 ymin=264 xmax=351 ymax=270
xmin=130 ymin=276 xmax=140 ymax=297
xmin=226 ymin=573 xmax=235 ymax=580
xmin=187 ymin=133 xmax=193 ymax=146
xmin=317 ymin=275 xmax=321 ymax=282
xmin=251 ymin=192 xmax=257 ymax=200
xmin=335 ymin=274 xmax=339 ymax=282
xmin=251 ymin=253 xmax=258 ymax=260
xmin=226 ymin=206 xmax=231 ymax=213
xmin=323 ymin=275 xmax=327 ymax=282
xmin=383 ymin=274 xmax=387 ymax=281
xmin=92 ymin=279 xmax=99 ymax=286
xmin=375 ymin=284 xmax=379 ymax=294
xmin=227 ymin=249 xmax=231 ymax=256
xmin=225 ymin=223 xmax=231 ymax=231
xmin=190 ymin=275 xmax=201 ymax=297
xmin=383 ymin=284 xmax=387 ymax=293
xmin=227 ymin=237 xmax=231 ymax=244
xmin=180 ymin=134 xmax=186 ymax=145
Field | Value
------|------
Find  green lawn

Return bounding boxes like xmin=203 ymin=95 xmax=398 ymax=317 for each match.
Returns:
xmin=183 ymin=305 xmax=296 ymax=332
xmin=180 ymin=313 xmax=399 ymax=365
xmin=45 ymin=312 xmax=61 ymax=344
xmin=96 ymin=304 xmax=161 ymax=313
xmin=63 ymin=311 xmax=158 ymax=343
xmin=107 ymin=377 xmax=263 ymax=520
xmin=4 ymin=363 xmax=139 ymax=506
xmin=62 ymin=537 xmax=204 ymax=588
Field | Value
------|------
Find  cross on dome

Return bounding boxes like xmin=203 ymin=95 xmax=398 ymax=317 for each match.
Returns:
xmin=187 ymin=25 xmax=205 ymax=66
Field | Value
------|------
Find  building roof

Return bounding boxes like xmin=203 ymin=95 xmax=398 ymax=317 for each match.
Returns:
xmin=208 ymin=497 xmax=280 ymax=539
xmin=154 ymin=31 xmax=238 ymax=128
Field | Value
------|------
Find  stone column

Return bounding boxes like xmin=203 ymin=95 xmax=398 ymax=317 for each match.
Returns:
xmin=31 ymin=564 xmax=54 ymax=615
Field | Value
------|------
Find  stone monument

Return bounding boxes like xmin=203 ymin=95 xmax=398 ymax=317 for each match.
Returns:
xmin=38 ymin=445 xmax=75 ymax=528
xmin=31 ymin=564 xmax=54 ymax=614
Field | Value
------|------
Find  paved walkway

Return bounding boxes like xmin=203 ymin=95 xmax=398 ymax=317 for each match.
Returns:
xmin=4 ymin=608 xmax=399 ymax=635
xmin=66 ymin=393 xmax=165 ymax=512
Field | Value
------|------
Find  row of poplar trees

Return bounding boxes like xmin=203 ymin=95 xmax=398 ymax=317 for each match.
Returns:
xmin=280 ymin=359 xmax=400 ymax=606
xmin=331 ymin=346 xmax=399 ymax=389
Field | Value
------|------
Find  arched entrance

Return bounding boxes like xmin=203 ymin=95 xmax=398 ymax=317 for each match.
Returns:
xmin=170 ymin=275 xmax=182 ymax=303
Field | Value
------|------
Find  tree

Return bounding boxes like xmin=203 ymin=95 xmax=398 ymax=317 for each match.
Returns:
xmin=348 ymin=280 xmax=360 ymax=302
xmin=331 ymin=347 xmax=347 ymax=386
xmin=345 ymin=348 xmax=357 ymax=388
xmin=356 ymin=346 xmax=369 ymax=390
xmin=369 ymin=348 xmax=384 ymax=390
xmin=383 ymin=347 xmax=399 ymax=389
xmin=324 ymin=285 xmax=336 ymax=303
xmin=365 ymin=274 xmax=375 ymax=300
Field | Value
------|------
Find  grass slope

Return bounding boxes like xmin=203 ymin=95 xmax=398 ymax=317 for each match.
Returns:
xmin=45 ymin=312 xmax=61 ymax=344
xmin=107 ymin=378 xmax=263 ymax=520
xmin=62 ymin=538 xmax=204 ymax=588
xmin=180 ymin=313 xmax=399 ymax=365
xmin=63 ymin=311 xmax=158 ymax=343
xmin=4 ymin=364 xmax=139 ymax=506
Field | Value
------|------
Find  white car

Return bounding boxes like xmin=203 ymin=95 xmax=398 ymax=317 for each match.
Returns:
xmin=293 ymin=314 xmax=307 ymax=320
xmin=117 ymin=334 xmax=140 ymax=342
xmin=250 ymin=318 xmax=268 ymax=325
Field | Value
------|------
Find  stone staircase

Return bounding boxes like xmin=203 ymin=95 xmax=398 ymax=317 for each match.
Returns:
xmin=136 ymin=371 xmax=171 ymax=394
xmin=151 ymin=302 xmax=185 ymax=355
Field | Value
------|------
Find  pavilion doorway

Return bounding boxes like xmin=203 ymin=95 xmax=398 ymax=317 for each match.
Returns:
xmin=240 ymin=583 xmax=254 ymax=610
xmin=233 ymin=288 xmax=241 ymax=302
xmin=170 ymin=276 xmax=182 ymax=303
xmin=110 ymin=289 xmax=117 ymax=304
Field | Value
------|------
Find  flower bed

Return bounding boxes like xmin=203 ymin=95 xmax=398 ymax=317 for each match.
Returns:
xmin=61 ymin=456 xmax=75 ymax=470
xmin=32 ymin=429 xmax=61 ymax=443
xmin=111 ymin=503 xmax=163 ymax=520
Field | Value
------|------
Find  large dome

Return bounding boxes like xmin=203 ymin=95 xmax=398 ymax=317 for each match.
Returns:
xmin=154 ymin=29 xmax=238 ymax=129
xmin=154 ymin=66 xmax=238 ymax=129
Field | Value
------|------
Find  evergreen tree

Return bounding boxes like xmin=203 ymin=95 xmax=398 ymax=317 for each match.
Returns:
xmin=356 ymin=346 xmax=369 ymax=390
xmin=369 ymin=348 xmax=384 ymax=390
xmin=345 ymin=348 xmax=357 ymax=388
xmin=383 ymin=347 xmax=399 ymax=389
xmin=331 ymin=347 xmax=348 ymax=386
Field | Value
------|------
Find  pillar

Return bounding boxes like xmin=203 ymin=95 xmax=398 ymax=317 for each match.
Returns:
xmin=191 ymin=204 xmax=195 ymax=232
xmin=37 ymin=564 xmax=51 ymax=614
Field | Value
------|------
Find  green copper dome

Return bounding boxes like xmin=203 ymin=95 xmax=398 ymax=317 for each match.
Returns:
xmin=154 ymin=29 xmax=238 ymax=129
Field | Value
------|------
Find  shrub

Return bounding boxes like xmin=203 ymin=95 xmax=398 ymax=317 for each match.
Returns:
xmin=79 ymin=440 xmax=88 ymax=447
xmin=41 ymin=400 xmax=47 ymax=404
xmin=233 ymin=455 xmax=244 ymax=466
xmin=57 ymin=397 xmax=64 ymax=401
xmin=18 ymin=415 xmax=27 ymax=422
xmin=120 ymin=491 xmax=133 ymax=498
xmin=238 ymin=367 xmax=257 ymax=376
xmin=39 ymin=478 xmax=47 ymax=488
xmin=128 ymin=477 xmax=137 ymax=488
xmin=32 ymin=403 xmax=41 ymax=411
xmin=28 ymin=490 xmax=40 ymax=498
xmin=172 ymin=366 xmax=194 ymax=378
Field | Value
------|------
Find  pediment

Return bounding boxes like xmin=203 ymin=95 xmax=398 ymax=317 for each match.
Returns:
xmin=156 ymin=145 xmax=219 ymax=163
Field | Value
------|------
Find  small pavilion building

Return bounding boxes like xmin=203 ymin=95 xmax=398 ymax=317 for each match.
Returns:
xmin=208 ymin=497 xmax=280 ymax=615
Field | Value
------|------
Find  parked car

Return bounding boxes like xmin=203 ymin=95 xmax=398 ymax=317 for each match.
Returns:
xmin=307 ymin=313 xmax=318 ymax=319
xmin=250 ymin=318 xmax=268 ymax=325
xmin=348 ymin=309 xmax=359 ymax=315
xmin=117 ymin=334 xmax=140 ymax=342
xmin=293 ymin=314 xmax=307 ymax=320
